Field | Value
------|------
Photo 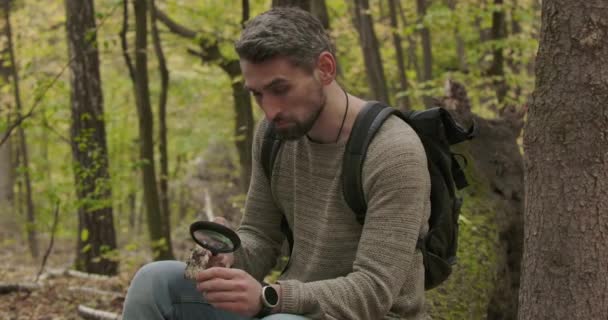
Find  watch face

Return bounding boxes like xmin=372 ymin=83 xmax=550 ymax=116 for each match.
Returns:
xmin=263 ymin=286 xmax=279 ymax=307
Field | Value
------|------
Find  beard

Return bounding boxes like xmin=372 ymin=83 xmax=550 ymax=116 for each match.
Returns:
xmin=273 ymin=85 xmax=326 ymax=141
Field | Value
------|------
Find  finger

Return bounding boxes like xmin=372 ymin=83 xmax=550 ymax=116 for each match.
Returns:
xmin=196 ymin=267 xmax=242 ymax=282
xmin=196 ymin=278 xmax=241 ymax=293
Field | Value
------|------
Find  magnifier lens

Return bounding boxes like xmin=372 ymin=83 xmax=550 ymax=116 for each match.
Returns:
xmin=192 ymin=229 xmax=234 ymax=252
xmin=189 ymin=221 xmax=241 ymax=255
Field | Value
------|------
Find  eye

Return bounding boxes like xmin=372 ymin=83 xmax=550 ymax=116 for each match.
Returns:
xmin=271 ymin=85 xmax=289 ymax=96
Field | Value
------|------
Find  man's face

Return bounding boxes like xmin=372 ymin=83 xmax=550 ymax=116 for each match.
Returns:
xmin=241 ymin=57 xmax=326 ymax=140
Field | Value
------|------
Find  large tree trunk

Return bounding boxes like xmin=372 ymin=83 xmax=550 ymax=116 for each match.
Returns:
xmin=65 ymin=0 xmax=118 ymax=275
xmin=3 ymin=0 xmax=38 ymax=259
xmin=352 ymin=0 xmax=390 ymax=104
xmin=415 ymin=0 xmax=434 ymax=107
xmin=132 ymin=0 xmax=174 ymax=260
xmin=519 ymin=1 xmax=608 ymax=319
xmin=388 ymin=0 xmax=411 ymax=111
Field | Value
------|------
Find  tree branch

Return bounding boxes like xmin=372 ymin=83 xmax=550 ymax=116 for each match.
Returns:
xmin=35 ymin=202 xmax=60 ymax=282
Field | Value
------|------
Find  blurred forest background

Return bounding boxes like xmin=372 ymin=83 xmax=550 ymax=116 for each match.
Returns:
xmin=0 ymin=0 xmax=604 ymax=319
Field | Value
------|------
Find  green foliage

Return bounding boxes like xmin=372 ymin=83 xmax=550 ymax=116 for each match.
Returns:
xmin=4 ymin=3 xmax=536 ymax=313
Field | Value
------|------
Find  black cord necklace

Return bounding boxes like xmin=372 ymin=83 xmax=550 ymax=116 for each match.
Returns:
xmin=335 ymin=87 xmax=349 ymax=143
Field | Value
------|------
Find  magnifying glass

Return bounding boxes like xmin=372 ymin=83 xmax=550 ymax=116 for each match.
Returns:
xmin=189 ymin=221 xmax=241 ymax=256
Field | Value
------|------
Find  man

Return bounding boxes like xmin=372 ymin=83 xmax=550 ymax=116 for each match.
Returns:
xmin=122 ymin=7 xmax=430 ymax=320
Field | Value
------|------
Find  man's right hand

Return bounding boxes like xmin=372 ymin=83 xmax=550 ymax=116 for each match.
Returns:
xmin=207 ymin=217 xmax=235 ymax=268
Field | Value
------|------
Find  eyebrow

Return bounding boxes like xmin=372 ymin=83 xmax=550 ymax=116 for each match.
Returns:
xmin=244 ymin=78 xmax=289 ymax=92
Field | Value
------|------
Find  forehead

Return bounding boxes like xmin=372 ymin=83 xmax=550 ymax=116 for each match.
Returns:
xmin=240 ymin=57 xmax=312 ymax=90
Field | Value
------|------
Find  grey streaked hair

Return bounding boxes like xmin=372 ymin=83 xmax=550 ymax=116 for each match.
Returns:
xmin=235 ymin=7 xmax=335 ymax=72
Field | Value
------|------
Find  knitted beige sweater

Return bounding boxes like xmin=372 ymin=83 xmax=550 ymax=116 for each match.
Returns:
xmin=234 ymin=116 xmax=431 ymax=320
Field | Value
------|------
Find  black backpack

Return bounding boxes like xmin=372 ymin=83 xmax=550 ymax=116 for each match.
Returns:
xmin=261 ymin=102 xmax=476 ymax=290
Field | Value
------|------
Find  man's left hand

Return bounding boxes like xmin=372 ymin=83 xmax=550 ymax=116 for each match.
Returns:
xmin=195 ymin=267 xmax=263 ymax=317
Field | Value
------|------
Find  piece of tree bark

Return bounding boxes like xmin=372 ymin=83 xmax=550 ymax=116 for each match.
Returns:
xmin=352 ymin=0 xmax=390 ymax=104
xmin=519 ymin=1 xmax=608 ymax=319
xmin=132 ymin=0 xmax=174 ymax=260
xmin=65 ymin=0 xmax=119 ymax=274
xmin=3 ymin=0 xmax=38 ymax=259
xmin=388 ymin=0 xmax=411 ymax=111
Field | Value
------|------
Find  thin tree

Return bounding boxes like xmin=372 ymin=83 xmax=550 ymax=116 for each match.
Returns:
xmin=132 ymin=0 xmax=174 ymax=260
xmin=65 ymin=0 xmax=118 ymax=274
xmin=272 ymin=0 xmax=310 ymax=10
xmin=445 ymin=0 xmax=468 ymax=72
xmin=352 ymin=0 xmax=390 ymax=104
xmin=415 ymin=0 xmax=434 ymax=107
xmin=519 ymin=1 xmax=608 ymax=319
xmin=3 ymin=0 xmax=38 ymax=259
xmin=0 ymin=0 xmax=14 ymax=207
xmin=397 ymin=0 xmax=421 ymax=82
xmin=154 ymin=5 xmax=254 ymax=194
xmin=388 ymin=0 xmax=411 ymax=111
xmin=487 ymin=0 xmax=507 ymax=103
xmin=150 ymin=0 xmax=172 ymax=245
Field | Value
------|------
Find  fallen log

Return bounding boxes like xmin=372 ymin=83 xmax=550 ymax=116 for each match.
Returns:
xmin=77 ymin=305 xmax=122 ymax=320
xmin=0 ymin=282 xmax=40 ymax=294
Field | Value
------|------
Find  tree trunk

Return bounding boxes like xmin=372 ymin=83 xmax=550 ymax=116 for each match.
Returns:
xmin=65 ymin=0 xmax=118 ymax=275
xmin=271 ymin=0 xmax=310 ymax=10
xmin=415 ymin=0 xmax=434 ymax=107
xmin=311 ymin=0 xmax=329 ymax=29
xmin=3 ymin=0 xmax=38 ymax=259
xmin=352 ymin=0 xmax=390 ymax=104
xmin=0 ymin=1 xmax=13 ymax=207
xmin=487 ymin=0 xmax=507 ymax=104
xmin=519 ymin=1 xmax=608 ymax=319
xmin=132 ymin=0 xmax=173 ymax=260
xmin=445 ymin=0 xmax=468 ymax=72
xmin=150 ymin=0 xmax=172 ymax=246
xmin=388 ymin=0 xmax=411 ymax=111
xmin=155 ymin=7 xmax=255 ymax=195
xmin=396 ymin=0 xmax=421 ymax=82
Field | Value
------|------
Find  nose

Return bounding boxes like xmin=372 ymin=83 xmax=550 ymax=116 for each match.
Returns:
xmin=259 ymin=96 xmax=282 ymax=122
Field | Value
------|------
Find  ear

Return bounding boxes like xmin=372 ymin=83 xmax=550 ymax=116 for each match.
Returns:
xmin=315 ymin=51 xmax=336 ymax=85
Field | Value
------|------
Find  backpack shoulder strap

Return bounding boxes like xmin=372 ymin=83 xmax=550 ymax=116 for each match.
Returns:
xmin=261 ymin=123 xmax=282 ymax=181
xmin=343 ymin=101 xmax=399 ymax=224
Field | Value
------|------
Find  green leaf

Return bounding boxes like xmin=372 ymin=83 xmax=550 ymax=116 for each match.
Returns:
xmin=81 ymin=229 xmax=89 ymax=242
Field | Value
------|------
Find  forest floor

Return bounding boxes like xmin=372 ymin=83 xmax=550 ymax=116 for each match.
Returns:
xmin=0 ymin=231 xmax=195 ymax=320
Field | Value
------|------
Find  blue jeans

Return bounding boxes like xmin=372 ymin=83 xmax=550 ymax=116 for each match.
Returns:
xmin=122 ymin=261 xmax=308 ymax=320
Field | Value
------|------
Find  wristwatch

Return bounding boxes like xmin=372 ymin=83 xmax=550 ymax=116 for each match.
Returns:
xmin=258 ymin=284 xmax=279 ymax=317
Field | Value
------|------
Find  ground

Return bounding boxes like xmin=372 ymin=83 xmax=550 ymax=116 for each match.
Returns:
xmin=0 ymin=233 xmax=195 ymax=320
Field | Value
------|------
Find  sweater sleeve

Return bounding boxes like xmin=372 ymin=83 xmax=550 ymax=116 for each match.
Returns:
xmin=232 ymin=120 xmax=285 ymax=281
xmin=277 ymin=119 xmax=430 ymax=319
